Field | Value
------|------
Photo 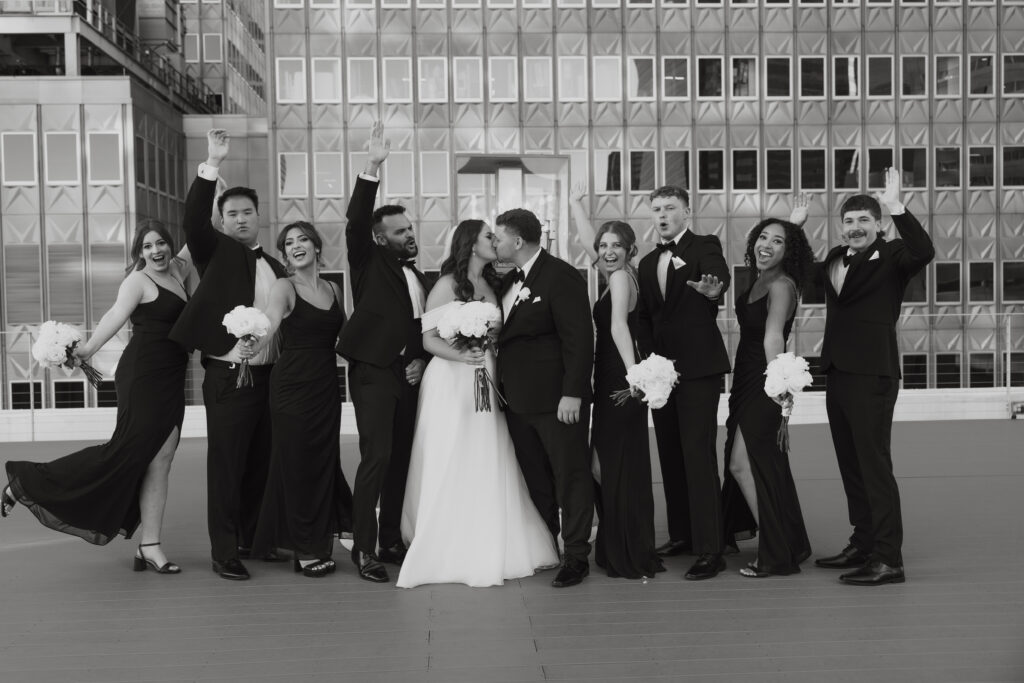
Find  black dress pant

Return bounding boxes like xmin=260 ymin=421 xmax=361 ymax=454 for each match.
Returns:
xmin=651 ymin=375 xmax=724 ymax=555
xmin=348 ymin=359 xmax=419 ymax=555
xmin=505 ymin=406 xmax=594 ymax=564
xmin=202 ymin=359 xmax=274 ymax=563
xmin=825 ymin=369 xmax=903 ymax=566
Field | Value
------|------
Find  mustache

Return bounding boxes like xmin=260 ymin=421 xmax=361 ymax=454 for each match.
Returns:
xmin=844 ymin=229 xmax=870 ymax=239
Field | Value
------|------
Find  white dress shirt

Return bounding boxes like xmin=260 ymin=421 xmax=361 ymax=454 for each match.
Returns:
xmin=502 ymin=248 xmax=542 ymax=321
xmin=657 ymin=229 xmax=688 ymax=297
xmin=403 ymin=264 xmax=426 ymax=319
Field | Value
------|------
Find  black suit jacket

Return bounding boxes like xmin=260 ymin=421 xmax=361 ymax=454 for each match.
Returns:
xmin=169 ymin=175 xmax=287 ymax=356
xmin=818 ymin=209 xmax=934 ymax=378
xmin=636 ymin=230 xmax=731 ymax=379
xmin=496 ymin=249 xmax=594 ymax=414
xmin=335 ymin=175 xmax=429 ymax=367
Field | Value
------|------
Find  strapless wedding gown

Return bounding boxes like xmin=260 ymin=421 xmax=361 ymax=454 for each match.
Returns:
xmin=397 ymin=302 xmax=558 ymax=588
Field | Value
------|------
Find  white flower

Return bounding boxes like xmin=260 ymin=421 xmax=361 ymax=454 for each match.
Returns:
xmin=765 ymin=352 xmax=813 ymax=401
xmin=222 ymin=306 xmax=271 ymax=339
xmin=516 ymin=287 xmax=532 ymax=303
xmin=625 ymin=354 xmax=680 ymax=409
xmin=437 ymin=301 xmax=502 ymax=344
xmin=31 ymin=321 xmax=83 ymax=368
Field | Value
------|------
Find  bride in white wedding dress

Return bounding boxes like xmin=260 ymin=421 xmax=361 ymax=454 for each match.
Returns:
xmin=397 ymin=220 xmax=559 ymax=588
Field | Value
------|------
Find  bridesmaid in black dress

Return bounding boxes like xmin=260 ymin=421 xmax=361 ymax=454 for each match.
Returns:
xmin=3 ymin=222 xmax=194 ymax=573
xmin=721 ymin=216 xmax=815 ymax=577
xmin=248 ymin=221 xmax=353 ymax=578
xmin=570 ymin=186 xmax=663 ymax=579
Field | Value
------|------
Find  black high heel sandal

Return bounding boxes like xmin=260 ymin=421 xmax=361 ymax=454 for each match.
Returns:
xmin=293 ymin=557 xmax=336 ymax=578
xmin=133 ymin=542 xmax=181 ymax=574
xmin=1 ymin=486 xmax=15 ymax=517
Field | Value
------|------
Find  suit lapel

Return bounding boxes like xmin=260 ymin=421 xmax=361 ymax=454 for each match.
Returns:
xmin=503 ymin=249 xmax=546 ymax=331
xmin=841 ymin=238 xmax=884 ymax=298
xmin=664 ymin=231 xmax=695 ymax=303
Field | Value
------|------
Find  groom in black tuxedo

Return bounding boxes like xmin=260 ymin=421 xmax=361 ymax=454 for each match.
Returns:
xmin=493 ymin=208 xmax=595 ymax=588
xmin=169 ymin=129 xmax=288 ymax=581
xmin=336 ymin=122 xmax=429 ymax=583
xmin=814 ymin=168 xmax=934 ymax=586
xmin=635 ymin=185 xmax=732 ymax=581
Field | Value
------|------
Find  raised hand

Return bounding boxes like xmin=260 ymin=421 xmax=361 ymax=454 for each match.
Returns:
xmin=686 ymin=274 xmax=724 ymax=300
xmin=206 ymin=129 xmax=229 ymax=167
xmin=873 ymin=167 xmax=902 ymax=211
xmin=364 ymin=121 xmax=391 ymax=176
xmin=569 ymin=181 xmax=587 ymax=204
xmin=789 ymin=193 xmax=810 ymax=226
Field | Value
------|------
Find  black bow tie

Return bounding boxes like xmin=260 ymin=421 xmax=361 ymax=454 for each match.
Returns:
xmin=399 ymin=257 xmax=416 ymax=269
xmin=252 ymin=246 xmax=263 ymax=260
xmin=510 ymin=269 xmax=525 ymax=284
xmin=656 ymin=242 xmax=675 ymax=254
xmin=842 ymin=252 xmax=855 ymax=267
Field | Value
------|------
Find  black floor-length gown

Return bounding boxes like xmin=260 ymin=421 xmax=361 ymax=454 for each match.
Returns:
xmin=721 ymin=284 xmax=811 ymax=574
xmin=5 ymin=284 xmax=188 ymax=544
xmin=591 ymin=278 xmax=663 ymax=578
xmin=252 ymin=288 xmax=353 ymax=560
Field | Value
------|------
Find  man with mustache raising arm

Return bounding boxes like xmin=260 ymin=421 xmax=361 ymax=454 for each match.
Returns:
xmin=814 ymin=168 xmax=934 ymax=586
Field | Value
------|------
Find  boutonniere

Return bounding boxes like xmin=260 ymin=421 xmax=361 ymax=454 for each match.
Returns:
xmin=671 ymin=256 xmax=686 ymax=270
xmin=869 ymin=251 xmax=880 ymax=261
xmin=516 ymin=287 xmax=532 ymax=303
xmin=531 ymin=296 xmax=542 ymax=304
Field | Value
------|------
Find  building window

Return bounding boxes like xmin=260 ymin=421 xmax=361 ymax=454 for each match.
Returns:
xmin=627 ymin=57 xmax=656 ymax=101
xmin=935 ymin=353 xmax=961 ymax=389
xmin=731 ymin=57 xmax=757 ymax=99
xmin=969 ymin=146 xmax=994 ymax=188
xmin=833 ymin=56 xmax=859 ymax=99
xmin=87 ymin=132 xmax=122 ymax=185
xmin=1005 ymin=55 xmax=1024 ymax=96
xmin=453 ymin=57 xmax=483 ymax=102
xmin=698 ymin=150 xmax=725 ymax=191
xmin=834 ymin=148 xmax=859 ymax=189
xmin=765 ymin=57 xmax=790 ymax=99
xmin=278 ymin=152 xmax=308 ymax=198
xmin=275 ymin=0 xmax=304 ymax=5
xmin=800 ymin=57 xmax=826 ymax=99
xmin=592 ymin=56 xmax=622 ymax=102
xmin=901 ymin=147 xmax=927 ymax=188
xmin=2 ymin=132 xmax=36 ymax=185
xmin=1014 ymin=353 xmax=1024 ymax=388
xmin=383 ymin=151 xmax=413 ymax=196
xmin=184 ymin=33 xmax=199 ymax=63
xmin=800 ymin=149 xmax=826 ymax=191
xmin=629 ymin=151 xmax=656 ymax=192
xmin=558 ymin=56 xmax=587 ymax=102
xmin=765 ymin=149 xmax=792 ymax=191
xmin=664 ymin=150 xmax=689 ymax=189
xmin=53 ymin=380 xmax=85 ymax=408
xmin=902 ymin=354 xmax=927 ymax=389
xmin=1003 ymin=146 xmax=1024 ymax=188
xmin=420 ymin=152 xmax=449 ymax=197
xmin=969 ymin=353 xmax=995 ymax=388
xmin=935 ymin=55 xmax=961 ymax=97
xmin=418 ymin=57 xmax=448 ymax=103
xmin=313 ymin=152 xmax=344 ymax=198
xmin=96 ymin=380 xmax=117 ymax=407
xmin=935 ymin=147 xmax=960 ymax=189
xmin=935 ymin=262 xmax=961 ymax=303
xmin=663 ymin=57 xmax=689 ymax=100
xmin=419 ymin=0 xmax=444 ymax=8
xmin=523 ymin=57 xmax=553 ymax=103
xmin=733 ymin=149 xmax=758 ymax=190
xmin=489 ymin=56 xmax=518 ymax=102
xmin=1004 ymin=261 xmax=1024 ymax=302
xmin=44 ymin=131 xmax=80 ymax=185
xmin=595 ymin=150 xmax=622 ymax=194
xmin=868 ymin=148 xmax=892 ymax=189
xmin=969 ymin=261 xmax=994 ymax=302
xmin=311 ymin=0 xmax=342 ymax=7
xmin=276 ymin=57 xmax=306 ymax=103
xmin=969 ymin=55 xmax=994 ymax=96
xmin=901 ymin=55 xmax=927 ymax=97
xmin=311 ymin=58 xmax=342 ymax=103
xmin=383 ymin=58 xmax=412 ymax=103
xmin=11 ymin=382 xmax=43 ymax=410
xmin=348 ymin=58 xmax=378 ymax=103
xmin=867 ymin=55 xmax=893 ymax=98
xmin=454 ymin=0 xmax=482 ymax=5
xmin=557 ymin=0 xmax=585 ymax=6
xmin=697 ymin=57 xmax=724 ymax=99
xmin=202 ymin=34 xmax=223 ymax=63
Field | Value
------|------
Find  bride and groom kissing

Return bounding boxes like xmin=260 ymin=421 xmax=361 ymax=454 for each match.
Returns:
xmin=340 ymin=123 xmax=594 ymax=588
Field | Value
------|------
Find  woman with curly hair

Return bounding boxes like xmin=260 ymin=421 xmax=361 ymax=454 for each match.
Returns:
xmin=721 ymin=207 xmax=815 ymax=578
xmin=396 ymin=219 xmax=559 ymax=587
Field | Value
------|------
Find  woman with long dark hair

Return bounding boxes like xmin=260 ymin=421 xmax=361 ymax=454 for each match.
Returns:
xmin=721 ymin=211 xmax=815 ymax=577
xmin=3 ymin=221 xmax=193 ymax=573
xmin=396 ymin=219 xmax=559 ymax=588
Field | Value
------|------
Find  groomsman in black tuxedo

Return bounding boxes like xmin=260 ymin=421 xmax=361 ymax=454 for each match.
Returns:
xmin=169 ymin=130 xmax=288 ymax=581
xmin=815 ymin=168 xmax=934 ymax=586
xmin=635 ymin=185 xmax=732 ymax=580
xmin=336 ymin=122 xmax=429 ymax=583
xmin=493 ymin=208 xmax=595 ymax=588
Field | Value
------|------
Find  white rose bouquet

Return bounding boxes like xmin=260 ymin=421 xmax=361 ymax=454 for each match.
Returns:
xmin=32 ymin=321 xmax=103 ymax=387
xmin=437 ymin=300 xmax=504 ymax=412
xmin=612 ymin=354 xmax=680 ymax=410
xmin=763 ymin=351 xmax=814 ymax=453
xmin=222 ymin=305 xmax=272 ymax=388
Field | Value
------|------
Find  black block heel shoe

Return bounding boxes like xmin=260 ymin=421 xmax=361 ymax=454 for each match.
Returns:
xmin=133 ymin=542 xmax=181 ymax=574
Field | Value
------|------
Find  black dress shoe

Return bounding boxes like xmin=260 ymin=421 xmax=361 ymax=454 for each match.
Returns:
xmin=840 ymin=561 xmax=905 ymax=586
xmin=351 ymin=547 xmax=389 ymax=583
xmin=815 ymin=544 xmax=871 ymax=569
xmin=377 ymin=543 xmax=407 ymax=565
xmin=552 ymin=558 xmax=589 ymax=588
xmin=238 ymin=547 xmax=289 ymax=562
xmin=655 ymin=539 xmax=693 ymax=557
xmin=684 ymin=553 xmax=726 ymax=580
xmin=212 ymin=558 xmax=250 ymax=581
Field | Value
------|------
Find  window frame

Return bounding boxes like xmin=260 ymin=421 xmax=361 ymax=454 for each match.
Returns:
xmin=832 ymin=55 xmax=860 ymax=100
xmin=1 ymin=131 xmax=38 ymax=186
xmin=278 ymin=152 xmax=309 ymax=198
xmin=764 ymin=56 xmax=791 ymax=100
xmin=1003 ymin=54 xmax=1024 ymax=98
xmin=347 ymin=57 xmax=379 ymax=103
xmin=732 ymin=148 xmax=759 ymax=191
xmin=866 ymin=54 xmax=894 ymax=99
xmin=592 ymin=55 xmax=623 ymax=102
xmin=86 ymin=131 xmax=123 ymax=185
xmin=311 ymin=57 xmax=343 ymax=104
xmin=901 ymin=54 xmax=929 ymax=99
xmin=730 ymin=56 xmax=759 ymax=100
xmin=799 ymin=56 xmax=827 ymax=100
xmin=968 ymin=260 xmax=995 ymax=303
xmin=382 ymin=57 xmax=413 ymax=103
xmin=594 ymin=149 xmax=624 ymax=195
xmin=420 ymin=151 xmax=450 ymax=198
xmin=662 ymin=55 xmax=690 ymax=100
xmin=418 ymin=56 xmax=449 ymax=104
xmin=968 ymin=145 xmax=995 ymax=189
xmin=202 ymin=33 xmax=223 ymax=63
xmin=765 ymin=148 xmax=793 ymax=192
xmin=523 ymin=56 xmax=554 ymax=103
xmin=44 ymin=131 xmax=80 ymax=186
xmin=697 ymin=148 xmax=726 ymax=193
xmin=383 ymin=150 xmax=414 ymax=197
xmin=313 ymin=151 xmax=345 ymax=198
xmin=934 ymin=54 xmax=962 ymax=99
xmin=627 ymin=55 xmax=657 ymax=102
xmin=799 ymin=148 xmax=827 ymax=192
xmin=696 ymin=56 xmax=725 ymax=101
xmin=1003 ymin=260 xmax=1024 ymax=303
xmin=275 ymin=57 xmax=307 ymax=104
xmin=969 ymin=54 xmax=995 ymax=98
xmin=488 ymin=56 xmax=519 ymax=103
xmin=453 ymin=57 xmax=484 ymax=103
xmin=628 ymin=149 xmax=657 ymax=193
xmin=557 ymin=55 xmax=588 ymax=103
xmin=934 ymin=146 xmax=962 ymax=190
xmin=934 ymin=261 xmax=962 ymax=304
